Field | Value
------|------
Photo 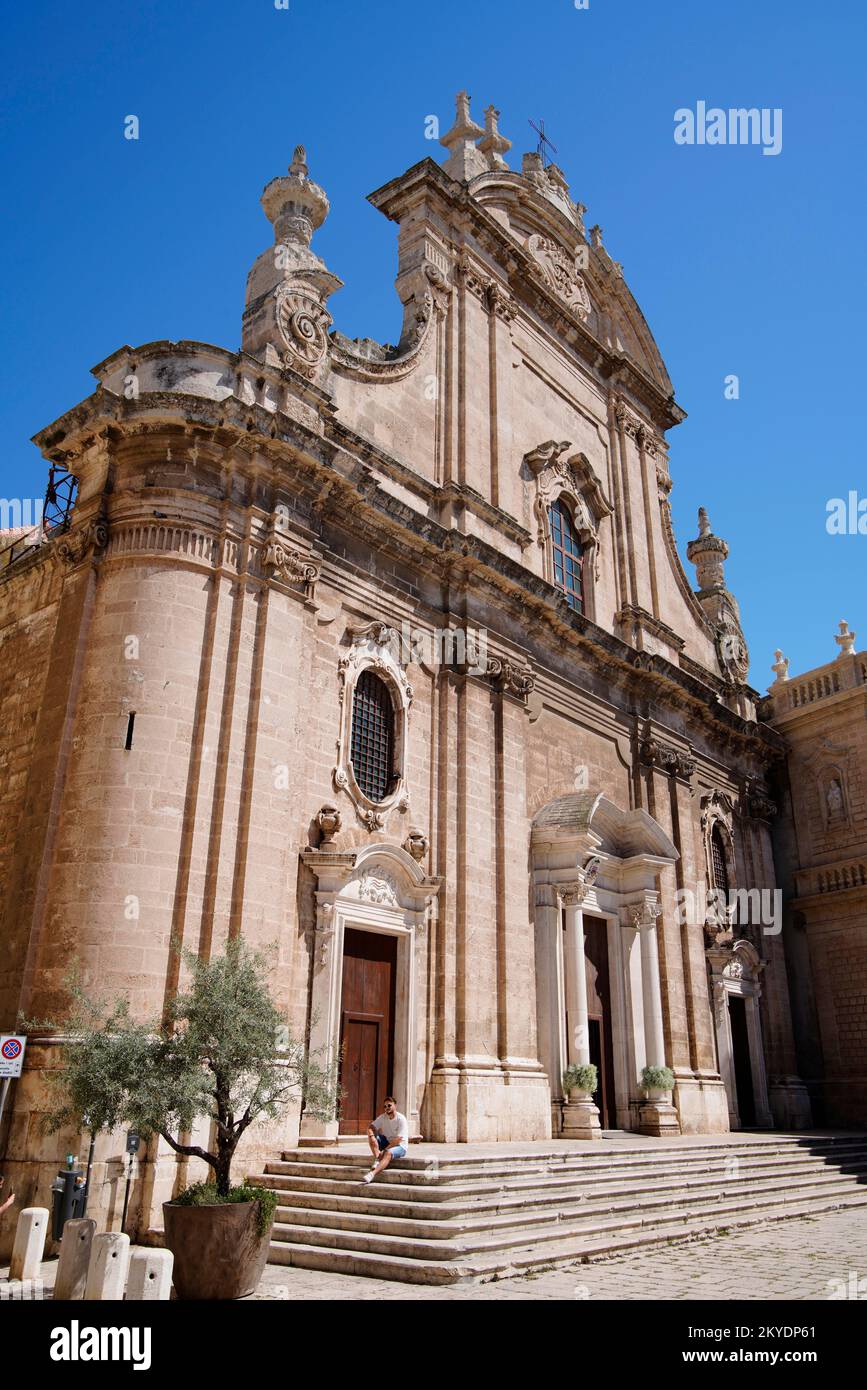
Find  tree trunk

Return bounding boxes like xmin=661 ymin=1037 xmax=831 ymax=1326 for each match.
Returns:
xmin=214 ymin=1140 xmax=235 ymax=1197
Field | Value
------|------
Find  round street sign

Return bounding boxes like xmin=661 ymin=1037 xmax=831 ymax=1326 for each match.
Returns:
xmin=2 ymin=1039 xmax=22 ymax=1060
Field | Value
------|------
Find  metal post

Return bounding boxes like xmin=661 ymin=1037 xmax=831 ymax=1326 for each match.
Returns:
xmin=80 ymin=1129 xmax=96 ymax=1216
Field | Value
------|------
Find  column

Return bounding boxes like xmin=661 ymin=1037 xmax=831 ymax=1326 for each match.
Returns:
xmin=563 ymin=897 xmax=590 ymax=1065
xmin=560 ymin=888 xmax=601 ymax=1139
xmin=634 ymin=900 xmax=681 ymax=1136
xmin=638 ymin=914 xmax=666 ymax=1068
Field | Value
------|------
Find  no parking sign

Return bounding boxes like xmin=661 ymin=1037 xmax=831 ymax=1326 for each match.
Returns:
xmin=0 ymin=1035 xmax=26 ymax=1078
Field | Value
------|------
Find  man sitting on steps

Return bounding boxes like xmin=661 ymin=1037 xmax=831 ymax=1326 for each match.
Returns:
xmin=362 ymin=1096 xmax=408 ymax=1184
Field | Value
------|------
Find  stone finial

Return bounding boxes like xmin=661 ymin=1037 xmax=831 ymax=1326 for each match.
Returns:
xmin=261 ymin=146 xmax=330 ymax=248
xmin=835 ymin=619 xmax=856 ymax=658
xmin=686 ymin=507 xmax=729 ymax=592
xmin=478 ymin=105 xmax=511 ymax=171
xmin=404 ymin=827 xmax=429 ymax=863
xmin=243 ymin=147 xmax=343 ymax=364
xmin=440 ymin=91 xmax=487 ymax=182
xmin=771 ymin=649 xmax=790 ymax=685
xmin=317 ymin=803 xmax=342 ymax=843
xmin=589 ymin=225 xmax=604 ymax=248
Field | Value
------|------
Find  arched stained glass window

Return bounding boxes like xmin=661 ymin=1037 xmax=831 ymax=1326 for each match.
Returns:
xmin=350 ymin=670 xmax=395 ymax=803
xmin=549 ymin=498 xmax=584 ymax=612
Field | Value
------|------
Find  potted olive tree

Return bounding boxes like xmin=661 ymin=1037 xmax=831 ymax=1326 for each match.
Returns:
xmin=41 ymin=940 xmax=337 ymax=1299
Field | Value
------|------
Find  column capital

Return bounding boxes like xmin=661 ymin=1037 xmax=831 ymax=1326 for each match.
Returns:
xmin=558 ymin=882 xmax=589 ymax=908
xmin=621 ymin=895 xmax=663 ymax=929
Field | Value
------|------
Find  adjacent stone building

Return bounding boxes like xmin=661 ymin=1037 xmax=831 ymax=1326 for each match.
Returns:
xmin=767 ymin=623 xmax=867 ymax=1128
xmin=0 ymin=95 xmax=816 ymax=1249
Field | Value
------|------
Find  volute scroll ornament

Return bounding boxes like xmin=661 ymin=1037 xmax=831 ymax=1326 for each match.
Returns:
xmin=54 ymin=516 xmax=109 ymax=568
xmin=275 ymin=285 xmax=332 ymax=375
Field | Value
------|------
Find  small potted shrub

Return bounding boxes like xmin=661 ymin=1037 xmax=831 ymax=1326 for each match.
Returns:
xmin=562 ymin=1062 xmax=598 ymax=1101
xmin=42 ymin=940 xmax=337 ymax=1299
xmin=640 ymin=1065 xmax=675 ymax=1101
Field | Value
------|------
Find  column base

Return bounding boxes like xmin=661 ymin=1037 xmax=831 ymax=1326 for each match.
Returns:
xmin=561 ymin=1096 xmax=602 ymax=1140
xmin=638 ymin=1097 xmax=682 ymax=1137
xmin=423 ymin=1063 xmax=551 ymax=1141
xmin=298 ymin=1116 xmax=339 ymax=1144
xmin=768 ymin=1077 xmax=813 ymax=1130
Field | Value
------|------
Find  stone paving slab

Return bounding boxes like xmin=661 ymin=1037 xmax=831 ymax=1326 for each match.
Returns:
xmin=249 ymin=1208 xmax=867 ymax=1300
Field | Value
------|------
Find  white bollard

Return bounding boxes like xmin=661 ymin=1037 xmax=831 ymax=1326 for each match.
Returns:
xmin=126 ymin=1247 xmax=174 ymax=1301
xmin=54 ymin=1218 xmax=96 ymax=1300
xmin=84 ymin=1231 xmax=131 ymax=1301
xmin=9 ymin=1207 xmax=49 ymax=1282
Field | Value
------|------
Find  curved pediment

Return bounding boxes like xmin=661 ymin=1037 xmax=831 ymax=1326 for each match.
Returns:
xmin=467 ymin=168 xmax=673 ymax=397
xmin=532 ymin=792 xmax=678 ymax=861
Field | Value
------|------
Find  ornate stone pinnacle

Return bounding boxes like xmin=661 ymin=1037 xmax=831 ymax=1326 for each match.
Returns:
xmin=478 ymin=104 xmax=511 ymax=171
xmin=835 ymin=619 xmax=856 ymax=658
xmin=261 ymin=145 xmax=330 ymax=247
xmin=440 ymin=91 xmax=488 ymax=182
xmin=686 ymin=508 xmax=729 ymax=590
xmin=771 ymin=649 xmax=790 ymax=684
xmin=589 ymin=225 xmax=604 ymax=248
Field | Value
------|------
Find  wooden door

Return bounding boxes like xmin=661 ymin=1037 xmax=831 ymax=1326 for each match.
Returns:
xmin=583 ymin=916 xmax=617 ymax=1129
xmin=339 ymin=929 xmax=396 ymax=1134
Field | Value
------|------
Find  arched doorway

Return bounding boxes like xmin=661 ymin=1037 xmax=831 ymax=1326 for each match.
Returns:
xmin=706 ymin=939 xmax=773 ymax=1129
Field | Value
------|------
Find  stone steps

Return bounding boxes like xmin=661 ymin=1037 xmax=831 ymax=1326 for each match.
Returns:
xmin=259 ymin=1142 xmax=867 ymax=1205
xmin=270 ymin=1174 xmax=867 ymax=1260
xmin=270 ymin=1166 xmax=867 ymax=1241
xmin=249 ymin=1135 xmax=867 ymax=1285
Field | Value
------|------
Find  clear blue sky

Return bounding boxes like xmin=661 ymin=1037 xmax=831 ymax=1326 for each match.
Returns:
xmin=1 ymin=0 xmax=863 ymax=681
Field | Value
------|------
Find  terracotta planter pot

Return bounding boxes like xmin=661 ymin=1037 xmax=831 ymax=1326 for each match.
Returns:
xmin=162 ymin=1200 xmax=273 ymax=1300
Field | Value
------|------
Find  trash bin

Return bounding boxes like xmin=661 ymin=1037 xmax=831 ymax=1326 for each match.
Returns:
xmin=50 ymin=1164 xmax=85 ymax=1241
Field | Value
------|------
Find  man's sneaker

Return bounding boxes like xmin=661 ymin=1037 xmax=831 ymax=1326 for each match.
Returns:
xmin=361 ymin=1172 xmax=374 ymax=1185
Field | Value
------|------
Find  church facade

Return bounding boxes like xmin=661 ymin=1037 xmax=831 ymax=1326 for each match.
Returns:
xmin=0 ymin=95 xmax=815 ymax=1245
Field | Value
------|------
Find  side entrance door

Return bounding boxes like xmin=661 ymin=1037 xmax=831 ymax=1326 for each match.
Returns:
xmin=339 ymin=929 xmax=396 ymax=1135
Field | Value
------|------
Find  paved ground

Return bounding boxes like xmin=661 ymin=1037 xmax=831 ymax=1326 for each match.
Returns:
xmin=4 ymin=1209 xmax=865 ymax=1300
xmin=251 ymin=1209 xmax=867 ymax=1300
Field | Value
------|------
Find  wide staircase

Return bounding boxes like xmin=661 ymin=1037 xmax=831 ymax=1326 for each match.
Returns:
xmin=248 ymin=1134 xmax=867 ymax=1285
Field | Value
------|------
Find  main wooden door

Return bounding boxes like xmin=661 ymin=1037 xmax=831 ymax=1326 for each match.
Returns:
xmin=339 ymin=929 xmax=396 ymax=1134
xmin=583 ymin=916 xmax=618 ymax=1129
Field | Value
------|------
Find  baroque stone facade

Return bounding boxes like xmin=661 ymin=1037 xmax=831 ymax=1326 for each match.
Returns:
xmin=0 ymin=95 xmax=815 ymax=1251
xmin=765 ymin=622 xmax=867 ymax=1127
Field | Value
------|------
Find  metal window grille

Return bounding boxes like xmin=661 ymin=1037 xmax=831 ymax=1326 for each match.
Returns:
xmin=350 ymin=670 xmax=395 ymax=803
xmin=549 ymin=498 xmax=583 ymax=612
xmin=711 ymin=826 xmax=730 ymax=897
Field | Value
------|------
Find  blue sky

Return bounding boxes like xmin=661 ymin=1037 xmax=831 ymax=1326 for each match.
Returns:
xmin=1 ymin=0 xmax=863 ymax=681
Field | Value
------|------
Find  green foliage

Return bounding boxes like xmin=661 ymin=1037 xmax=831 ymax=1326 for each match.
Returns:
xmin=640 ymin=1065 xmax=675 ymax=1092
xmin=37 ymin=939 xmax=339 ymax=1197
xmin=563 ymin=1062 xmax=598 ymax=1094
xmin=172 ymin=1180 xmax=278 ymax=1239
